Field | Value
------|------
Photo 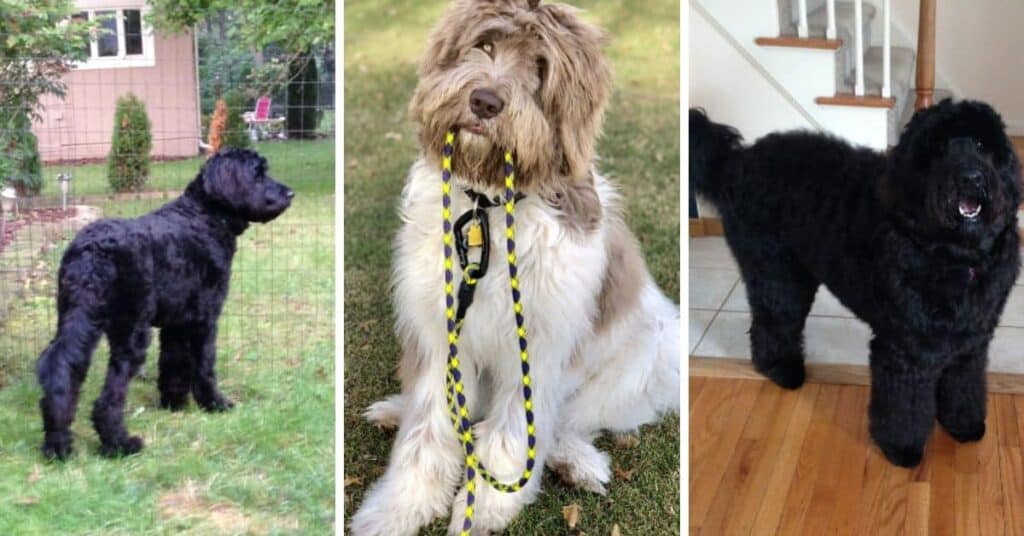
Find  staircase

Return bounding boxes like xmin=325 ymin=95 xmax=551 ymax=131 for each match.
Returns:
xmin=694 ymin=0 xmax=946 ymax=149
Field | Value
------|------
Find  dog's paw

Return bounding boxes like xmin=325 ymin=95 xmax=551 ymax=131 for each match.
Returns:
xmin=755 ymin=361 xmax=806 ymax=390
xmin=350 ymin=502 xmax=424 ymax=536
xmin=942 ymin=420 xmax=986 ymax=443
xmin=159 ymin=395 xmax=189 ymax=412
xmin=41 ymin=439 xmax=74 ymax=461
xmin=877 ymin=441 xmax=924 ymax=468
xmin=197 ymin=395 xmax=235 ymax=413
xmin=99 ymin=435 xmax=144 ymax=458
xmin=549 ymin=450 xmax=611 ymax=495
xmin=364 ymin=395 xmax=404 ymax=430
xmin=447 ymin=488 xmax=506 ymax=536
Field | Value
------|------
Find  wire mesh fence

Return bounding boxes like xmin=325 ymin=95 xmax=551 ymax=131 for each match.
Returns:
xmin=0 ymin=12 xmax=334 ymax=390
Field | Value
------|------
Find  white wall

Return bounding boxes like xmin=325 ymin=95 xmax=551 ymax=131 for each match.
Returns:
xmin=689 ymin=3 xmax=813 ymax=141
xmin=891 ymin=0 xmax=1024 ymax=133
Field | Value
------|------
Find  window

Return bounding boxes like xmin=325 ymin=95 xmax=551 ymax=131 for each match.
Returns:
xmin=74 ymin=5 xmax=155 ymax=70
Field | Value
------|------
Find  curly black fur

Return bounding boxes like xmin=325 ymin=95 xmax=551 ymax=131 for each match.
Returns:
xmin=691 ymin=100 xmax=1021 ymax=467
xmin=36 ymin=148 xmax=294 ymax=460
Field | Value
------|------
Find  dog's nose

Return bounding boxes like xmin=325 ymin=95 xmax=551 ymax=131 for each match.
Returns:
xmin=469 ymin=89 xmax=504 ymax=119
xmin=961 ymin=169 xmax=983 ymax=185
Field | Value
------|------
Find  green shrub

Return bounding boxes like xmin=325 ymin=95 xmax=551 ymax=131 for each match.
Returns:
xmin=286 ymin=54 xmax=320 ymax=139
xmin=107 ymin=93 xmax=152 ymax=192
xmin=0 ymin=110 xmax=44 ymax=195
xmin=221 ymin=90 xmax=251 ymax=149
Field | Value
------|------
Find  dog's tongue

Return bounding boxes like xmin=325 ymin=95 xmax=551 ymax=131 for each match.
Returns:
xmin=958 ymin=198 xmax=982 ymax=219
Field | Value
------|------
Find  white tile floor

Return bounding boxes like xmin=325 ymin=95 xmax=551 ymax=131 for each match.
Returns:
xmin=689 ymin=236 xmax=1024 ymax=374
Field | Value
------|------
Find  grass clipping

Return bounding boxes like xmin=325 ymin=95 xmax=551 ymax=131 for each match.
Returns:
xmin=159 ymin=479 xmax=258 ymax=532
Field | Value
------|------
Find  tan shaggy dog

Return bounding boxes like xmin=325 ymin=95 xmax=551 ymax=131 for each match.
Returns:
xmin=350 ymin=1 xmax=680 ymax=534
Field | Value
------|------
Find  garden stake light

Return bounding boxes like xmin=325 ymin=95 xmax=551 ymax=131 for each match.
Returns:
xmin=441 ymin=130 xmax=536 ymax=536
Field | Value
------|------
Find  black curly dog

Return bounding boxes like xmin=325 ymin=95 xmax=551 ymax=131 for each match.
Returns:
xmin=36 ymin=149 xmax=293 ymax=459
xmin=691 ymin=100 xmax=1020 ymax=467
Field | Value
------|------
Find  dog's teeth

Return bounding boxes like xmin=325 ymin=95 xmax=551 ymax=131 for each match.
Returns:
xmin=959 ymin=204 xmax=981 ymax=218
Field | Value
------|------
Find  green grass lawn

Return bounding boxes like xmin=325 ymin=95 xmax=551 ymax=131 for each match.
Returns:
xmin=0 ymin=138 xmax=335 ymax=533
xmin=344 ymin=1 xmax=680 ymax=533
xmin=39 ymin=139 xmax=335 ymax=198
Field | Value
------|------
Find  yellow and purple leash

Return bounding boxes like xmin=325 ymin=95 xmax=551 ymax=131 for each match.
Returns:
xmin=441 ymin=130 xmax=537 ymax=535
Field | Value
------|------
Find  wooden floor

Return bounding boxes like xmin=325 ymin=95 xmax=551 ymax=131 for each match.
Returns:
xmin=690 ymin=377 xmax=1024 ymax=535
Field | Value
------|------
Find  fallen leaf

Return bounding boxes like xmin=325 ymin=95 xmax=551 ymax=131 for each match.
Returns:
xmin=344 ymin=475 xmax=363 ymax=487
xmin=611 ymin=524 xmax=621 ymax=536
xmin=613 ymin=465 xmax=635 ymax=481
xmin=562 ymin=502 xmax=581 ymax=529
xmin=384 ymin=132 xmax=403 ymax=141
xmin=15 ymin=496 xmax=40 ymax=506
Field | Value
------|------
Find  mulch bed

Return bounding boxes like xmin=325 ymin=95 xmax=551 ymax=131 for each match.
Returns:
xmin=0 ymin=207 xmax=78 ymax=254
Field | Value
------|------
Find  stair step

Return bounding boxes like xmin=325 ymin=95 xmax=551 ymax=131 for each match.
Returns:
xmin=862 ymin=46 xmax=915 ymax=89
xmin=815 ymin=94 xmax=895 ymax=108
xmin=837 ymin=46 xmax=915 ymax=96
xmin=782 ymin=1 xmax=875 ymax=40
xmin=755 ymin=36 xmax=843 ymax=49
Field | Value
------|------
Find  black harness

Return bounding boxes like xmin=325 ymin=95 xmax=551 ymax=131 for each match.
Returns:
xmin=452 ymin=189 xmax=526 ymax=325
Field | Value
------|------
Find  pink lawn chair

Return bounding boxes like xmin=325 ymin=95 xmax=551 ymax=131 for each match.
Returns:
xmin=243 ymin=96 xmax=285 ymax=140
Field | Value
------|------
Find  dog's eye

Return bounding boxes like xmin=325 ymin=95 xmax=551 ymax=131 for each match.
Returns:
xmin=536 ymin=57 xmax=548 ymax=85
xmin=475 ymin=40 xmax=494 ymax=57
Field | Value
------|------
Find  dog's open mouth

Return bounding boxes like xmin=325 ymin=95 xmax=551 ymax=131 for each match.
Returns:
xmin=958 ymin=197 xmax=983 ymax=219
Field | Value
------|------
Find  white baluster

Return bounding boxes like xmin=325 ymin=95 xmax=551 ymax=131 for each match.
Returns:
xmin=854 ymin=0 xmax=865 ymax=96
xmin=826 ymin=0 xmax=837 ymax=40
xmin=882 ymin=0 xmax=892 ymax=98
xmin=798 ymin=0 xmax=809 ymax=38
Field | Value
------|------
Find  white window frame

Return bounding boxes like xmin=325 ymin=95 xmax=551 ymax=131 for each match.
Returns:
xmin=74 ymin=4 xmax=155 ymax=70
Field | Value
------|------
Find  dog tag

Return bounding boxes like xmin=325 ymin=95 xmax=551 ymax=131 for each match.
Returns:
xmin=467 ymin=222 xmax=484 ymax=247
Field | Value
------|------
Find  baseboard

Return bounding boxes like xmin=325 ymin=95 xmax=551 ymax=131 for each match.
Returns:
xmin=689 ymin=217 xmax=724 ymax=237
xmin=690 ymin=356 xmax=1024 ymax=394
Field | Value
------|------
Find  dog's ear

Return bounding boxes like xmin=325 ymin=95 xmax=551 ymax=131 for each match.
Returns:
xmin=537 ymin=5 xmax=612 ymax=181
xmin=201 ymin=155 xmax=244 ymax=207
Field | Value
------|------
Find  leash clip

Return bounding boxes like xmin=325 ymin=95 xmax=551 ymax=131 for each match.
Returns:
xmin=453 ymin=209 xmax=490 ymax=280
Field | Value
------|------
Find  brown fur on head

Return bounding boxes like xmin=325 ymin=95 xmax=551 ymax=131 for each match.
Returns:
xmin=410 ymin=0 xmax=613 ymax=194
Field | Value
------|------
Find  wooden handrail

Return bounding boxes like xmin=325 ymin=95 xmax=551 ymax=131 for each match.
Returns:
xmin=915 ymin=0 xmax=936 ymax=110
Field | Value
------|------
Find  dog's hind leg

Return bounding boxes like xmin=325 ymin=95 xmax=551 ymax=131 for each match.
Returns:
xmin=37 ymin=307 xmax=103 ymax=460
xmin=157 ymin=326 xmax=194 ymax=411
xmin=548 ymin=285 xmax=680 ymax=493
xmin=728 ymin=233 xmax=817 ymax=390
xmin=93 ymin=320 xmax=151 ymax=457
xmin=190 ymin=322 xmax=234 ymax=412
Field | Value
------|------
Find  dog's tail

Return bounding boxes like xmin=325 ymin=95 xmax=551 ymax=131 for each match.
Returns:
xmin=689 ymin=108 xmax=743 ymax=207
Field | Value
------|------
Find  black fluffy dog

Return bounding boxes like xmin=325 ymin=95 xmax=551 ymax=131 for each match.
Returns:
xmin=36 ymin=148 xmax=293 ymax=459
xmin=691 ymin=100 xmax=1021 ymax=467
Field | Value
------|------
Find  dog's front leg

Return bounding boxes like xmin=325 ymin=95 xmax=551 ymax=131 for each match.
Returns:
xmin=190 ymin=322 xmax=234 ymax=412
xmin=868 ymin=339 xmax=940 ymax=468
xmin=350 ymin=344 xmax=464 ymax=536
xmin=158 ymin=326 xmax=194 ymax=411
xmin=936 ymin=345 xmax=988 ymax=443
xmin=447 ymin=346 xmax=565 ymax=535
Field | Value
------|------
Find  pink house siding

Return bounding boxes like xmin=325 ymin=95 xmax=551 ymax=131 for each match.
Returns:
xmin=33 ymin=31 xmax=200 ymax=163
